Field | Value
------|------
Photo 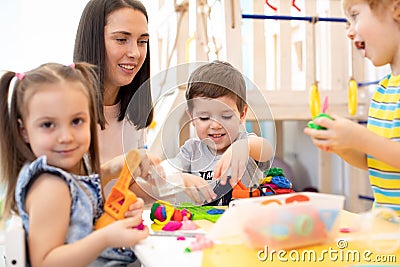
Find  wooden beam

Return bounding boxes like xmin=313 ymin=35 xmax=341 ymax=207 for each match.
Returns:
xmin=246 ymin=89 xmax=370 ymax=121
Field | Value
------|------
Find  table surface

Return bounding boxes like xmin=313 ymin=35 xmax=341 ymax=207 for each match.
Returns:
xmin=133 ymin=210 xmax=400 ymax=267
xmin=134 ymin=210 xmax=213 ymax=267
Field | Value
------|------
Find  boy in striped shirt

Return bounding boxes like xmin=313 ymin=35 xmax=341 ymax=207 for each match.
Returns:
xmin=304 ymin=0 xmax=400 ymax=215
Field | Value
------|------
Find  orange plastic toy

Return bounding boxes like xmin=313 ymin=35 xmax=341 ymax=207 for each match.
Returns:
xmin=94 ymin=150 xmax=141 ymax=230
xmin=232 ymin=181 xmax=261 ymax=199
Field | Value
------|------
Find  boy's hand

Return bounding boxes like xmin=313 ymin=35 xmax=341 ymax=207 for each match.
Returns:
xmin=304 ymin=113 xmax=360 ymax=152
xmin=182 ymin=173 xmax=217 ymax=204
xmin=213 ymin=139 xmax=248 ymax=186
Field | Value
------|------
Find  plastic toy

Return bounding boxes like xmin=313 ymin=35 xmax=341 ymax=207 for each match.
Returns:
xmin=309 ymin=92 xmax=334 ymax=128
xmin=309 ymin=82 xmax=321 ymax=118
xmin=232 ymin=181 xmax=261 ymax=199
xmin=151 ymin=201 xmax=224 ymax=224
xmin=244 ymin=203 xmax=328 ymax=250
xmin=258 ymin=167 xmax=295 ymax=196
xmin=5 ymin=215 xmax=26 ymax=267
xmin=94 ymin=149 xmax=140 ymax=230
xmin=348 ymin=78 xmax=358 ymax=115
xmin=212 ymin=177 xmax=231 ymax=197
xmin=271 ymin=175 xmax=292 ymax=188
xmin=264 ymin=167 xmax=284 ymax=177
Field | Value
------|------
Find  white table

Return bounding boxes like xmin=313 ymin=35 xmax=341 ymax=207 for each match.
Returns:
xmin=133 ymin=210 xmax=209 ymax=267
xmin=134 ymin=235 xmax=203 ymax=267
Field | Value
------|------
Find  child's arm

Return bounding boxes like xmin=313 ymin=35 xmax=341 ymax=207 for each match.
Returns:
xmin=248 ymin=136 xmax=273 ymax=162
xmin=355 ymin=127 xmax=400 ymax=169
xmin=214 ymin=136 xmax=273 ymax=186
xmin=332 ymin=148 xmax=368 ymax=169
xmin=303 ymin=114 xmax=400 ymax=170
xmin=332 ymin=122 xmax=400 ymax=170
xmin=26 ymin=173 xmax=148 ymax=267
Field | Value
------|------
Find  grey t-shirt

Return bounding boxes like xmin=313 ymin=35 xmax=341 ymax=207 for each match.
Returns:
xmin=168 ymin=132 xmax=270 ymax=204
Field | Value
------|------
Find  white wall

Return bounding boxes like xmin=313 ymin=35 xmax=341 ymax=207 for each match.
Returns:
xmin=0 ymin=0 xmax=89 ymax=72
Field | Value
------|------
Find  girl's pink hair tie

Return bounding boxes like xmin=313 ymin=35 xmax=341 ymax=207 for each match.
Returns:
xmin=15 ymin=73 xmax=25 ymax=80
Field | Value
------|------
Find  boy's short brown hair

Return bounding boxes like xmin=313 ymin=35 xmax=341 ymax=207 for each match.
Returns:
xmin=186 ymin=60 xmax=246 ymax=113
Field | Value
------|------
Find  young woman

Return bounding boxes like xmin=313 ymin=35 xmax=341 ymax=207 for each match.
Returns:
xmin=74 ymin=0 xmax=159 ymax=203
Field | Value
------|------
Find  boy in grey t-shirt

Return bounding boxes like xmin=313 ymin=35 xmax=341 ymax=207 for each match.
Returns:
xmin=169 ymin=61 xmax=273 ymax=205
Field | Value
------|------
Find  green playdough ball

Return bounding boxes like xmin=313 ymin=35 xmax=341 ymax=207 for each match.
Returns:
xmin=307 ymin=113 xmax=333 ymax=130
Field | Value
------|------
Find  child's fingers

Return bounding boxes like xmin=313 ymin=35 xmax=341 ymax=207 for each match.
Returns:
xmin=218 ymin=163 xmax=230 ymax=185
xmin=314 ymin=116 xmax=335 ymax=129
xmin=134 ymin=225 xmax=149 ymax=238
xmin=219 ymin=172 xmax=228 ymax=185
xmin=131 ymin=226 xmax=150 ymax=243
xmin=124 ymin=209 xmax=142 ymax=218
xmin=235 ymin=161 xmax=246 ymax=186
xmin=213 ymin=161 xmax=222 ymax=179
xmin=229 ymin=176 xmax=238 ymax=187
xmin=229 ymin=161 xmax=239 ymax=185
xmin=305 ymin=128 xmax=322 ymax=141
xmin=120 ymin=215 xmax=143 ymax=228
xmin=230 ymin=160 xmax=246 ymax=186
xmin=123 ymin=226 xmax=149 ymax=247
xmin=185 ymin=187 xmax=202 ymax=204
xmin=198 ymin=183 xmax=217 ymax=203
xmin=125 ymin=198 xmax=144 ymax=217
xmin=130 ymin=197 xmax=144 ymax=210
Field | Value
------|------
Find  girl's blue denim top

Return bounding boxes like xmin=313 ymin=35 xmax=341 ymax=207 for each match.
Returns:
xmin=15 ymin=156 xmax=137 ymax=266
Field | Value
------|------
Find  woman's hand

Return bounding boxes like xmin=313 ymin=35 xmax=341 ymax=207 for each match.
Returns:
xmin=101 ymin=149 xmax=165 ymax=204
xmin=101 ymin=149 xmax=164 ymax=185
xmin=101 ymin=154 xmax=125 ymax=185
xmin=133 ymin=149 xmax=164 ymax=181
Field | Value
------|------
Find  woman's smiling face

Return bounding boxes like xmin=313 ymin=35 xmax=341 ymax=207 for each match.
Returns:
xmin=104 ymin=7 xmax=149 ymax=93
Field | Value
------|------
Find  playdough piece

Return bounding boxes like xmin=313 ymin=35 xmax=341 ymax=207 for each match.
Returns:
xmin=265 ymin=167 xmax=284 ymax=177
xmin=151 ymin=200 xmax=176 ymax=231
xmin=162 ymin=221 xmax=183 ymax=231
xmin=271 ymin=176 xmax=292 ymax=189
xmin=307 ymin=113 xmax=333 ymax=130
xmin=180 ymin=217 xmax=199 ymax=230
